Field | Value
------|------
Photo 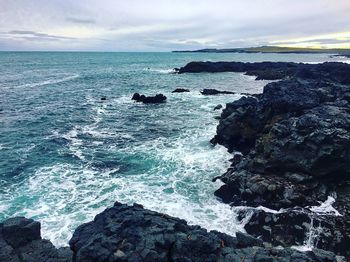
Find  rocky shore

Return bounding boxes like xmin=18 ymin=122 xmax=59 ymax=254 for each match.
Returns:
xmin=178 ymin=61 xmax=350 ymax=259
xmin=1 ymin=61 xmax=349 ymax=261
xmin=0 ymin=203 xmax=342 ymax=262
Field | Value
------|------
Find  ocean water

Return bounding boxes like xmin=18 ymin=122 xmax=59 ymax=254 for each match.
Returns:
xmin=0 ymin=52 xmax=348 ymax=247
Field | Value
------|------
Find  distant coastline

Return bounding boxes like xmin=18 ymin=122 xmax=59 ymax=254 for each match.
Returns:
xmin=172 ymin=45 xmax=350 ymax=56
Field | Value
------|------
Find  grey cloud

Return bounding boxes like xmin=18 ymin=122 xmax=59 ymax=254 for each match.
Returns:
xmin=6 ymin=30 xmax=75 ymax=40
xmin=0 ymin=0 xmax=349 ymax=51
xmin=274 ymin=38 xmax=350 ymax=46
xmin=66 ymin=17 xmax=96 ymax=24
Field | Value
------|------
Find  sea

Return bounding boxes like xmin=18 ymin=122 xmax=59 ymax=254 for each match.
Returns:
xmin=0 ymin=52 xmax=348 ymax=247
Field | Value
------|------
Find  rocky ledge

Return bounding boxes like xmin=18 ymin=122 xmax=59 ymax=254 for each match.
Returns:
xmin=1 ymin=203 xmax=343 ymax=262
xmin=0 ymin=217 xmax=72 ymax=261
xmin=176 ymin=61 xmax=350 ymax=83
xmin=177 ymin=61 xmax=350 ymax=258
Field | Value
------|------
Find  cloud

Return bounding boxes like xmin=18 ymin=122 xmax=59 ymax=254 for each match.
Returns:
xmin=5 ymin=30 xmax=75 ymax=40
xmin=0 ymin=0 xmax=349 ymax=51
xmin=66 ymin=17 xmax=96 ymax=24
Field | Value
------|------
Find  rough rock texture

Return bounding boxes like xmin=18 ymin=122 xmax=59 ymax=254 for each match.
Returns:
xmin=0 ymin=217 xmax=72 ymax=262
xmin=201 ymin=89 xmax=236 ymax=95
xmin=69 ymin=201 xmax=339 ymax=262
xmin=179 ymin=61 xmax=350 ymax=258
xmin=132 ymin=93 xmax=167 ymax=103
xmin=239 ymin=208 xmax=350 ymax=259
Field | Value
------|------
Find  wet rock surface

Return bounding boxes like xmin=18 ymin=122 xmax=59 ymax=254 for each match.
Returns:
xmin=239 ymin=208 xmax=350 ymax=258
xmin=194 ymin=62 xmax=350 ymax=258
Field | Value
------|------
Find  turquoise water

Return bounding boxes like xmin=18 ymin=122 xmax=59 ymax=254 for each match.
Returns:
xmin=0 ymin=52 xmax=348 ymax=246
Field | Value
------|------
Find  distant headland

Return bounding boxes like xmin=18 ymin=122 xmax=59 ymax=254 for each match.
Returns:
xmin=172 ymin=45 xmax=350 ymax=56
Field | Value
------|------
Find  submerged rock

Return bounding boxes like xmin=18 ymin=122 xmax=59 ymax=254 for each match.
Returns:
xmin=132 ymin=93 xmax=167 ymax=103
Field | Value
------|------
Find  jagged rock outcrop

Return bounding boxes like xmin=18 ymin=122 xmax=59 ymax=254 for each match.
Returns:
xmin=176 ymin=61 xmax=350 ymax=84
xmin=2 ymin=204 xmax=341 ymax=261
xmin=179 ymin=61 xmax=350 ymax=258
xmin=69 ymin=202 xmax=339 ymax=262
xmin=0 ymin=217 xmax=72 ymax=261
xmin=238 ymin=207 xmax=350 ymax=258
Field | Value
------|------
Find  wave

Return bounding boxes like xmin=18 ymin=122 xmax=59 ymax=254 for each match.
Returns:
xmin=144 ymin=68 xmax=176 ymax=74
xmin=18 ymin=74 xmax=79 ymax=88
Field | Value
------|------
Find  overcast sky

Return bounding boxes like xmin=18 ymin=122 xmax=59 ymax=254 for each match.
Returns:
xmin=0 ymin=0 xmax=349 ymax=51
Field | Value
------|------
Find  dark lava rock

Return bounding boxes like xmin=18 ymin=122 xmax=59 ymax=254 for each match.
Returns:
xmin=185 ymin=61 xmax=350 ymax=258
xmin=132 ymin=93 xmax=167 ymax=104
xmin=69 ymin=201 xmax=337 ymax=262
xmin=172 ymin=88 xmax=190 ymax=93
xmin=0 ymin=217 xmax=72 ymax=262
xmin=2 ymin=217 xmax=41 ymax=248
xmin=239 ymin=208 xmax=350 ymax=258
xmin=177 ymin=61 xmax=350 ymax=84
xmin=201 ymin=89 xmax=235 ymax=95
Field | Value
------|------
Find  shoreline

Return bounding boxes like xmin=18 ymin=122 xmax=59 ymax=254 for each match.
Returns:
xmin=178 ymin=61 xmax=350 ymax=259
xmin=1 ymin=61 xmax=349 ymax=261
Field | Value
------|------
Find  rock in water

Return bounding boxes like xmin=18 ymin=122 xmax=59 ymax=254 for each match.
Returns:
xmin=214 ymin=104 xmax=223 ymax=110
xmin=201 ymin=89 xmax=235 ymax=95
xmin=132 ymin=93 xmax=167 ymax=103
xmin=172 ymin=88 xmax=190 ymax=93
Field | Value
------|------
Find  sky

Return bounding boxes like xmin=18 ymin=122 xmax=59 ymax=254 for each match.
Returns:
xmin=0 ymin=0 xmax=349 ymax=51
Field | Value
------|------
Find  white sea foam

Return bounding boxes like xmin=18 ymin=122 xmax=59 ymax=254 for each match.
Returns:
xmin=61 ymin=127 xmax=85 ymax=160
xmin=18 ymin=74 xmax=79 ymax=88
xmin=308 ymin=196 xmax=342 ymax=216
xmin=305 ymin=60 xmax=350 ymax=65
xmin=0 ymin=74 xmax=280 ymax=248
xmin=289 ymin=196 xmax=342 ymax=252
